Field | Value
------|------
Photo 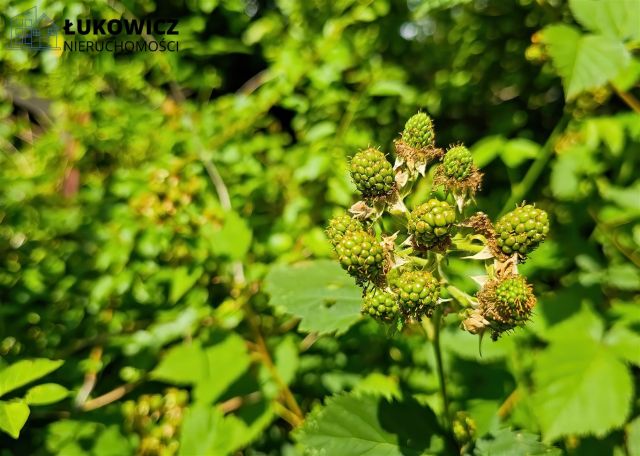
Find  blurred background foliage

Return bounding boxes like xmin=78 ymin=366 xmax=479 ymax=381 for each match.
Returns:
xmin=0 ymin=0 xmax=639 ymax=454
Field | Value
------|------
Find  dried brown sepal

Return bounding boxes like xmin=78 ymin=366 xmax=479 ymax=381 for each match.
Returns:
xmin=393 ymin=139 xmax=444 ymax=175
xmin=433 ymin=164 xmax=483 ymax=196
xmin=349 ymin=200 xmax=377 ymax=221
xmin=463 ymin=212 xmax=508 ymax=261
xmin=462 ymin=308 xmax=490 ymax=334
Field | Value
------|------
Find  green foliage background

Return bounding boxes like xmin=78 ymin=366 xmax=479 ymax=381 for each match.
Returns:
xmin=0 ymin=0 xmax=639 ymax=454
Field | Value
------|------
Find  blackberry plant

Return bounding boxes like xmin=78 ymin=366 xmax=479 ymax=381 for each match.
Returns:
xmin=325 ymin=111 xmax=551 ymax=440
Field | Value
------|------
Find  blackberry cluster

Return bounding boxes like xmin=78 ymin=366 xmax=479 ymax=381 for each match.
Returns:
xmin=350 ymin=148 xmax=395 ymax=198
xmin=327 ymin=110 xmax=549 ymax=339
xmin=408 ymin=199 xmax=456 ymax=248
xmin=362 ymin=290 xmax=400 ymax=322
xmin=335 ymin=229 xmax=385 ymax=283
xmin=402 ymin=112 xmax=435 ymax=149
xmin=122 ymin=388 xmax=188 ymax=456
xmin=495 ymin=204 xmax=549 ymax=256
xmin=442 ymin=145 xmax=473 ymax=180
xmin=392 ymin=270 xmax=440 ymax=318
xmin=326 ymin=214 xmax=363 ymax=247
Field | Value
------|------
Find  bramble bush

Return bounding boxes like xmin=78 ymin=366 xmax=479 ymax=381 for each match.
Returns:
xmin=1 ymin=0 xmax=640 ymax=455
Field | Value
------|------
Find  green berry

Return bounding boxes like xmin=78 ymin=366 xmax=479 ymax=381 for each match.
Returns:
xmin=495 ymin=204 xmax=549 ymax=256
xmin=443 ymin=145 xmax=473 ymax=180
xmin=362 ymin=289 xmax=399 ymax=323
xmin=350 ymin=148 xmax=395 ymax=198
xmin=392 ymin=270 xmax=440 ymax=317
xmin=408 ymin=199 xmax=456 ymax=247
xmin=335 ymin=229 xmax=385 ymax=282
xmin=326 ymin=214 xmax=363 ymax=246
xmin=402 ymin=112 xmax=435 ymax=149
xmin=478 ymin=275 xmax=536 ymax=338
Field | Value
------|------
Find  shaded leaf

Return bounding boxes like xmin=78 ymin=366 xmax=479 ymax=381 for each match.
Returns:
xmin=295 ymin=393 xmax=451 ymax=455
xmin=474 ymin=428 xmax=561 ymax=455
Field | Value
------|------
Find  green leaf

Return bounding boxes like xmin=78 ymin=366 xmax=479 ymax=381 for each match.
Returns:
xmin=151 ymin=342 xmax=207 ymax=385
xmin=353 ymin=373 xmax=401 ymax=401
xmin=474 ymin=428 xmax=561 ymax=455
xmin=265 ymin=260 xmax=362 ymax=335
xmin=152 ymin=336 xmax=251 ymax=404
xmin=0 ymin=400 xmax=30 ymax=439
xmin=25 ymin=383 xmax=69 ymax=405
xmin=628 ymin=416 xmax=640 ymax=456
xmin=471 ymin=136 xmax=505 ymax=169
xmin=0 ymin=359 xmax=64 ymax=398
xmin=532 ymin=336 xmax=633 ymax=441
xmin=194 ymin=334 xmax=251 ymax=404
xmin=569 ymin=0 xmax=640 ymax=41
xmin=209 ymin=211 xmax=252 ymax=260
xmin=295 ymin=393 xmax=451 ymax=455
xmin=179 ymin=405 xmax=235 ymax=456
xmin=500 ymin=138 xmax=540 ymax=168
xmin=605 ymin=325 xmax=640 ymax=366
xmin=542 ymin=24 xmax=630 ymax=100
xmin=180 ymin=401 xmax=274 ymax=456
xmin=169 ymin=266 xmax=204 ymax=303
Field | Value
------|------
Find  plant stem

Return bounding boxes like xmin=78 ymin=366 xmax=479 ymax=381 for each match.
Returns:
xmin=431 ymin=308 xmax=451 ymax=429
xmin=613 ymin=86 xmax=640 ymax=114
xmin=498 ymin=115 xmax=569 ymax=217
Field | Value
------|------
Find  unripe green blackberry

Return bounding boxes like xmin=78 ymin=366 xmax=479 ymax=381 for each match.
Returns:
xmin=335 ymin=229 xmax=385 ymax=282
xmin=326 ymin=214 xmax=363 ymax=247
xmin=362 ymin=289 xmax=399 ymax=323
xmin=443 ymin=145 xmax=473 ymax=180
xmin=408 ymin=199 xmax=456 ymax=247
xmin=402 ymin=112 xmax=435 ymax=149
xmin=392 ymin=270 xmax=440 ymax=317
xmin=477 ymin=275 xmax=536 ymax=339
xmin=350 ymin=148 xmax=395 ymax=198
xmin=495 ymin=204 xmax=549 ymax=256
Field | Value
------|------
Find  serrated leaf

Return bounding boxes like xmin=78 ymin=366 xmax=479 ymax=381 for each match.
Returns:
xmin=295 ymin=394 xmax=451 ymax=455
xmin=180 ymin=401 xmax=275 ymax=456
xmin=0 ymin=400 xmax=30 ymax=439
xmin=569 ymin=0 xmax=640 ymax=41
xmin=353 ymin=373 xmax=401 ymax=401
xmin=0 ymin=359 xmax=64 ymax=398
xmin=25 ymin=383 xmax=69 ymax=405
xmin=532 ymin=336 xmax=633 ymax=441
xmin=474 ymin=428 xmax=561 ymax=455
xmin=265 ymin=260 xmax=362 ymax=335
xmin=542 ymin=24 xmax=630 ymax=100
